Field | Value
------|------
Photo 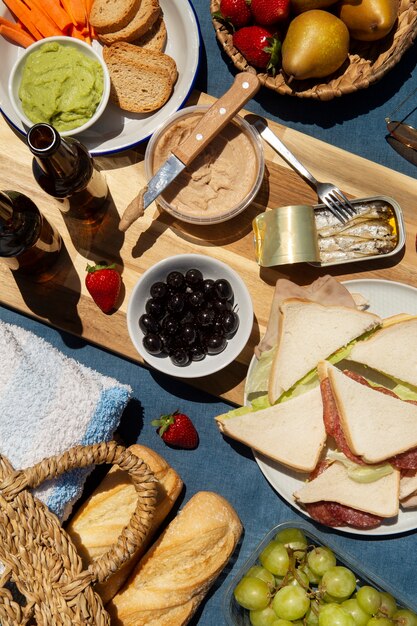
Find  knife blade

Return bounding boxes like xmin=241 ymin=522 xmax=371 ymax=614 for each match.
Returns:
xmin=142 ymin=72 xmax=260 ymax=210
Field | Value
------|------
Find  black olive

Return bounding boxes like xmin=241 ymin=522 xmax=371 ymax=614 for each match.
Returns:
xmin=222 ymin=311 xmax=239 ymax=337
xmin=181 ymin=323 xmax=197 ymax=346
xmin=162 ymin=315 xmax=179 ymax=336
xmin=201 ymin=278 xmax=216 ymax=299
xmin=143 ymin=333 xmax=163 ymax=355
xmin=167 ymin=292 xmax=186 ymax=315
xmin=166 ymin=271 xmax=186 ymax=291
xmin=170 ymin=348 xmax=190 ymax=367
xmin=188 ymin=290 xmax=205 ymax=308
xmin=150 ymin=281 xmax=168 ymax=299
xmin=196 ymin=308 xmax=215 ymax=327
xmin=214 ymin=278 xmax=234 ymax=301
xmin=145 ymin=298 xmax=166 ymax=319
xmin=139 ymin=313 xmax=160 ymax=334
xmin=189 ymin=344 xmax=206 ymax=361
xmin=206 ymin=334 xmax=227 ymax=355
xmin=185 ymin=268 xmax=203 ymax=287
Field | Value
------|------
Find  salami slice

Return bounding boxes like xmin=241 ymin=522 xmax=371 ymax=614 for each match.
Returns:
xmin=305 ymin=501 xmax=383 ymax=529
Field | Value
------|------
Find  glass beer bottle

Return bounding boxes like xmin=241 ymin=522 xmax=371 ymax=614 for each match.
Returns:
xmin=27 ymin=123 xmax=108 ymax=224
xmin=0 ymin=190 xmax=61 ymax=281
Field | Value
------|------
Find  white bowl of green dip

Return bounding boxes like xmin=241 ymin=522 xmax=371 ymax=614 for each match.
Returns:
xmin=8 ymin=36 xmax=110 ymax=137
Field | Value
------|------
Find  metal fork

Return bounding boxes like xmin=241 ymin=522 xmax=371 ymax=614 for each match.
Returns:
xmin=253 ymin=118 xmax=357 ymax=224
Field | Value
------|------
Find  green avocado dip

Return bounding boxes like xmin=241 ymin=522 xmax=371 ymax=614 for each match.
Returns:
xmin=19 ymin=41 xmax=104 ymax=132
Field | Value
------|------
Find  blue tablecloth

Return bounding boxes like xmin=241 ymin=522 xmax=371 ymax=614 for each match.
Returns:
xmin=1 ymin=304 xmax=416 ymax=624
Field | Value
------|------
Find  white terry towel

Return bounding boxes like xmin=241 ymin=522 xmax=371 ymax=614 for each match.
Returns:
xmin=0 ymin=320 xmax=132 ymax=521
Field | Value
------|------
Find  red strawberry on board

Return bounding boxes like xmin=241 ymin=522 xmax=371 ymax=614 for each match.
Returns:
xmin=233 ymin=25 xmax=281 ymax=71
xmin=85 ymin=263 xmax=121 ymax=313
xmin=250 ymin=0 xmax=290 ymax=25
xmin=215 ymin=0 xmax=252 ymax=29
xmin=152 ymin=410 xmax=199 ymax=450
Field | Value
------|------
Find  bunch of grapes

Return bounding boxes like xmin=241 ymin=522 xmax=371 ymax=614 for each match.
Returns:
xmin=139 ymin=268 xmax=239 ymax=367
xmin=233 ymin=527 xmax=417 ymax=626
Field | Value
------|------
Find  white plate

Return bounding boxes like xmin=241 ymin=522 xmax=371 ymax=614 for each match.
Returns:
xmin=0 ymin=0 xmax=200 ymax=156
xmin=247 ymin=278 xmax=417 ymax=536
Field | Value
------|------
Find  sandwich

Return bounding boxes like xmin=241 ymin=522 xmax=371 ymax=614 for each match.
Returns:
xmin=319 ymin=361 xmax=417 ymax=466
xmin=215 ymin=386 xmax=326 ymax=473
xmin=294 ymin=459 xmax=400 ymax=529
xmin=267 ymin=298 xmax=381 ymax=405
xmin=347 ymin=314 xmax=417 ymax=390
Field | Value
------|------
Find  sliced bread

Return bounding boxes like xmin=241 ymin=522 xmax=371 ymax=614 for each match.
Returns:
xmin=89 ymin=0 xmax=141 ymax=33
xmin=97 ymin=0 xmax=161 ymax=44
xmin=104 ymin=56 xmax=173 ymax=112
xmin=133 ymin=15 xmax=167 ymax=51
xmin=104 ymin=41 xmax=177 ymax=82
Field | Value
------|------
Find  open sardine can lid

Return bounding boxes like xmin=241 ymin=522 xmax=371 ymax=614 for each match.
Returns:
xmin=253 ymin=205 xmax=320 ymax=267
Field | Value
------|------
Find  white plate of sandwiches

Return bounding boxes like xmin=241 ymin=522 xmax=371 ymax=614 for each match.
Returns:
xmin=216 ymin=277 xmax=417 ymax=536
xmin=0 ymin=0 xmax=200 ymax=156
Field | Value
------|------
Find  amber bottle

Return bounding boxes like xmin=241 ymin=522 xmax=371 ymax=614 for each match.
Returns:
xmin=0 ymin=190 xmax=61 ymax=280
xmin=27 ymin=123 xmax=108 ymax=223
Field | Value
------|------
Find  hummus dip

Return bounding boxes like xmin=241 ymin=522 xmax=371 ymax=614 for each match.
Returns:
xmin=151 ymin=111 xmax=261 ymax=222
xmin=19 ymin=42 xmax=104 ymax=132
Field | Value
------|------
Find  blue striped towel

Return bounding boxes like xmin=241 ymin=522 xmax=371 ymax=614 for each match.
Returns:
xmin=0 ymin=320 xmax=132 ymax=521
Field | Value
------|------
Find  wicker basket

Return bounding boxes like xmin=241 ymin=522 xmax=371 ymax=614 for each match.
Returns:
xmin=0 ymin=441 xmax=157 ymax=626
xmin=211 ymin=0 xmax=417 ymax=100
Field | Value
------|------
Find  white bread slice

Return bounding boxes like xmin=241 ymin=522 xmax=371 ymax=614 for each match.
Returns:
xmin=97 ymin=0 xmax=161 ymax=44
xmin=104 ymin=42 xmax=177 ymax=82
xmin=104 ymin=56 xmax=173 ymax=113
xmin=268 ymin=298 xmax=381 ymax=405
xmin=326 ymin=363 xmax=417 ymax=463
xmin=399 ymin=471 xmax=417 ymax=501
xmin=348 ymin=316 xmax=417 ymax=388
xmin=294 ymin=461 xmax=400 ymax=518
xmin=216 ymin=386 xmax=326 ymax=473
xmin=89 ymin=0 xmax=141 ymax=33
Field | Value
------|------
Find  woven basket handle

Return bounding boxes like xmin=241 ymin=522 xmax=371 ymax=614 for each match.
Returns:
xmin=0 ymin=441 xmax=157 ymax=586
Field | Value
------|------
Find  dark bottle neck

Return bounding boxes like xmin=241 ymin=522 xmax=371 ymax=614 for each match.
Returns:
xmin=27 ymin=123 xmax=93 ymax=197
xmin=0 ymin=190 xmax=41 ymax=256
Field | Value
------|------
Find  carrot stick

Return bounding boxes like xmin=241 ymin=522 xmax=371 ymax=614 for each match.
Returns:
xmin=21 ymin=0 xmax=63 ymax=36
xmin=66 ymin=0 xmax=86 ymax=26
xmin=0 ymin=23 xmax=36 ymax=46
xmin=59 ymin=0 xmax=77 ymax=25
xmin=27 ymin=0 xmax=73 ymax=32
xmin=2 ymin=0 xmax=42 ymax=39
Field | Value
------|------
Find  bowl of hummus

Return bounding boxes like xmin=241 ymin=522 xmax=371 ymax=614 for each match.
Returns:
xmin=8 ymin=36 xmax=110 ymax=137
xmin=144 ymin=105 xmax=265 ymax=224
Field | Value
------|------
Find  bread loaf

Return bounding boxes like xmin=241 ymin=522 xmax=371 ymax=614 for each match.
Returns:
xmin=107 ymin=491 xmax=242 ymax=625
xmin=66 ymin=444 xmax=183 ymax=604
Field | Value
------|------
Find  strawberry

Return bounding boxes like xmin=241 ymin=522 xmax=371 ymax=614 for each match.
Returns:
xmin=85 ymin=263 xmax=121 ymax=313
xmin=250 ymin=0 xmax=290 ymax=25
xmin=214 ymin=0 xmax=252 ymax=29
xmin=152 ymin=410 xmax=199 ymax=449
xmin=233 ymin=25 xmax=281 ymax=71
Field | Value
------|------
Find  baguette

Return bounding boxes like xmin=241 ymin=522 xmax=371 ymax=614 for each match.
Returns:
xmin=104 ymin=41 xmax=177 ymax=82
xmin=107 ymin=491 xmax=242 ymax=625
xmin=66 ymin=444 xmax=183 ymax=604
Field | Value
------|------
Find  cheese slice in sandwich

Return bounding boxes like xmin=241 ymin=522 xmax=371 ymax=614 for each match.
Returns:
xmin=325 ymin=362 xmax=417 ymax=464
xmin=268 ymin=298 xmax=381 ymax=405
xmin=348 ymin=315 xmax=417 ymax=389
xmin=294 ymin=460 xmax=400 ymax=518
xmin=216 ymin=386 xmax=326 ymax=473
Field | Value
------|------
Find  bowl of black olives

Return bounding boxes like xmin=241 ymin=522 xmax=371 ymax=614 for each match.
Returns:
xmin=127 ymin=254 xmax=254 ymax=378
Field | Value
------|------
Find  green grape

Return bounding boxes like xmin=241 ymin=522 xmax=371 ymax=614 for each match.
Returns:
xmin=392 ymin=609 xmax=417 ymax=626
xmin=250 ymin=605 xmax=280 ymax=626
xmin=271 ymin=620 xmax=294 ymax=626
xmin=234 ymin=576 xmax=270 ymax=611
xmin=272 ymin=585 xmax=310 ymax=621
xmin=318 ymin=602 xmax=355 ymax=626
xmin=287 ymin=569 xmax=310 ymax=589
xmin=356 ymin=586 xmax=382 ymax=615
xmin=301 ymin=563 xmax=321 ymax=585
xmin=305 ymin=601 xmax=321 ymax=625
xmin=379 ymin=592 xmax=397 ymax=618
xmin=307 ymin=546 xmax=337 ymax=577
xmin=341 ymin=598 xmax=370 ymax=626
xmin=275 ymin=528 xmax=308 ymax=559
xmin=247 ymin=565 xmax=277 ymax=588
xmin=321 ymin=566 xmax=357 ymax=600
xmin=366 ymin=617 xmax=393 ymax=625
xmin=260 ymin=541 xmax=290 ymax=577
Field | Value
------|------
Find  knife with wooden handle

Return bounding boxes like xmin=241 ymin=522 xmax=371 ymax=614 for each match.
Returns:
xmin=119 ymin=72 xmax=260 ymax=232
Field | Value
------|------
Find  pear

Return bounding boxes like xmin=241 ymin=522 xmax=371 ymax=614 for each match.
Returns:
xmin=282 ymin=10 xmax=350 ymax=80
xmin=291 ymin=0 xmax=338 ymax=14
xmin=338 ymin=0 xmax=399 ymax=41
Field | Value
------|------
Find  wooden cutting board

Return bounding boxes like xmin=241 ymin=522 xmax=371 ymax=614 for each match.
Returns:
xmin=1 ymin=90 xmax=417 ymax=405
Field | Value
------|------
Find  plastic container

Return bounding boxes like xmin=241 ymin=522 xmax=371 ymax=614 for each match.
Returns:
xmin=144 ymin=105 xmax=264 ymax=225
xmin=223 ymin=520 xmax=417 ymax=625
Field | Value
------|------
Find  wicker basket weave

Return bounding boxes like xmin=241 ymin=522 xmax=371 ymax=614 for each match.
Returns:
xmin=211 ymin=0 xmax=417 ymax=100
xmin=0 ymin=441 xmax=157 ymax=626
